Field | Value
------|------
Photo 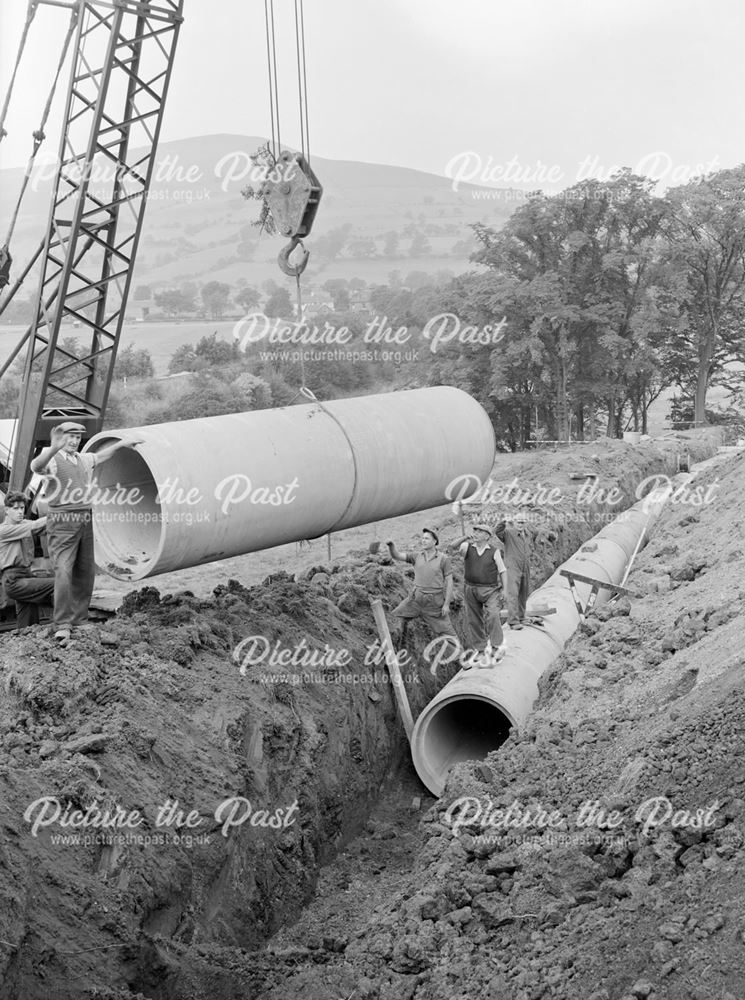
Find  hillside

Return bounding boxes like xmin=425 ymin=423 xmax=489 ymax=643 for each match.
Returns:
xmin=0 ymin=133 xmax=516 ymax=295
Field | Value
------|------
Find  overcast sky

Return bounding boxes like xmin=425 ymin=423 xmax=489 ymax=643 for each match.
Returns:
xmin=1 ymin=0 xmax=743 ymax=191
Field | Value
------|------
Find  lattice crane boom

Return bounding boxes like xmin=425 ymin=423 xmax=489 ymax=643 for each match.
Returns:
xmin=9 ymin=0 xmax=184 ymax=490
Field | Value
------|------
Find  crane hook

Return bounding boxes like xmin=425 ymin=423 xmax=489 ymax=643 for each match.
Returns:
xmin=278 ymin=235 xmax=309 ymax=277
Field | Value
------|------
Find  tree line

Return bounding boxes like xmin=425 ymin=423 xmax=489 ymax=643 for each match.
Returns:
xmin=454 ymin=167 xmax=745 ymax=437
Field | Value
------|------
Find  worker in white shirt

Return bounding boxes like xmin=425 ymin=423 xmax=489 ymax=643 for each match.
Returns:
xmin=0 ymin=491 xmax=54 ymax=628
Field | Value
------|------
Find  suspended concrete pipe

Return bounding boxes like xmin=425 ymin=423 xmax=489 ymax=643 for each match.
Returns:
xmin=410 ymin=484 xmax=674 ymax=797
xmin=84 ymin=386 xmax=496 ymax=581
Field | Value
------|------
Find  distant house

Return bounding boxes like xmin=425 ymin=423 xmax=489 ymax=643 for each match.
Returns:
xmin=349 ymin=287 xmax=372 ymax=311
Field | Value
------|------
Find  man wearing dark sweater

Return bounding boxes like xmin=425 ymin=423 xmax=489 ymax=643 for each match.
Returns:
xmin=454 ymin=522 xmax=508 ymax=653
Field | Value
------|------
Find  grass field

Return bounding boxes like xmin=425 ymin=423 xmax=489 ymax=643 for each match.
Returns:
xmin=0 ymin=319 xmax=239 ymax=378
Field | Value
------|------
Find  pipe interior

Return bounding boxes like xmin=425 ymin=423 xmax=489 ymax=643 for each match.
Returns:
xmin=421 ymin=697 xmax=512 ymax=782
xmin=92 ymin=446 xmax=162 ymax=573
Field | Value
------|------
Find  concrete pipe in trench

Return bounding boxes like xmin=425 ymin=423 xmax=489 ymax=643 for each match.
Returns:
xmin=410 ymin=486 xmax=673 ymax=796
xmin=84 ymin=386 xmax=496 ymax=580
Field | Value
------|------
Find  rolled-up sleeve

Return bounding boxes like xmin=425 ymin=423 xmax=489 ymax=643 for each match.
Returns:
xmin=0 ymin=521 xmax=34 ymax=542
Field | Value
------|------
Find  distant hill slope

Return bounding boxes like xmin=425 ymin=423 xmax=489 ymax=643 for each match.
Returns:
xmin=0 ymin=134 xmax=516 ymax=294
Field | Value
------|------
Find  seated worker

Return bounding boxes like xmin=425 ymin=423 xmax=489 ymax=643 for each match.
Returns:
xmin=0 ymin=491 xmax=55 ymax=629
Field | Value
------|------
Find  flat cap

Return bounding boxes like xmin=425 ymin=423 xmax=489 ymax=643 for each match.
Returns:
xmin=471 ymin=522 xmax=492 ymax=534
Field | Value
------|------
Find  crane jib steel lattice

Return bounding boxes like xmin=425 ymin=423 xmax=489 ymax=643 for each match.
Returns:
xmin=10 ymin=0 xmax=184 ymax=490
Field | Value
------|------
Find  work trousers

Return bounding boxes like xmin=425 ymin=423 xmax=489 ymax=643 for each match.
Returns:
xmin=46 ymin=509 xmax=96 ymax=628
xmin=463 ymin=583 xmax=503 ymax=650
xmin=2 ymin=568 xmax=55 ymax=629
xmin=505 ymin=557 xmax=530 ymax=623
xmin=392 ymin=588 xmax=457 ymax=638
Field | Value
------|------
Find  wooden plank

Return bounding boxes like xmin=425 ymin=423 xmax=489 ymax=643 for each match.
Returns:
xmin=369 ymin=598 xmax=414 ymax=741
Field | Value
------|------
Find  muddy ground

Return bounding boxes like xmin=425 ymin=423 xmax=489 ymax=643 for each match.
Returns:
xmin=0 ymin=430 xmax=735 ymax=1000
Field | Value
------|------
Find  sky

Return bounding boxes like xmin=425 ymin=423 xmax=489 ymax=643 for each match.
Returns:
xmin=0 ymin=0 xmax=743 ymax=192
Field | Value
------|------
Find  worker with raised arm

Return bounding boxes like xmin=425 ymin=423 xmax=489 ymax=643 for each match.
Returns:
xmin=30 ymin=421 xmax=143 ymax=642
xmin=450 ymin=520 xmax=508 ymax=659
xmin=0 ymin=491 xmax=55 ymax=629
xmin=387 ymin=527 xmax=457 ymax=646
xmin=494 ymin=510 xmax=532 ymax=623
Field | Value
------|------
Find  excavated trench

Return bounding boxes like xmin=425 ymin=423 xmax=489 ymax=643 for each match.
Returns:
xmin=0 ymin=433 xmax=722 ymax=1000
xmin=128 ymin=435 xmax=721 ymax=1000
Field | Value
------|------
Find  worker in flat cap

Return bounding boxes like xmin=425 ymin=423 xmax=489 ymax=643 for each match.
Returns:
xmin=494 ymin=510 xmax=532 ymax=624
xmin=451 ymin=519 xmax=508 ymax=659
xmin=30 ymin=422 xmax=143 ymax=641
xmin=387 ymin=527 xmax=458 ymax=647
xmin=0 ymin=491 xmax=55 ymax=629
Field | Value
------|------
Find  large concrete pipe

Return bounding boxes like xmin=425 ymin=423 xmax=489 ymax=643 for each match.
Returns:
xmin=84 ymin=386 xmax=496 ymax=580
xmin=410 ymin=486 xmax=672 ymax=796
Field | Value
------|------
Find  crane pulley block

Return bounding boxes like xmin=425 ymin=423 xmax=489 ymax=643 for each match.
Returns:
xmin=260 ymin=150 xmax=322 ymax=240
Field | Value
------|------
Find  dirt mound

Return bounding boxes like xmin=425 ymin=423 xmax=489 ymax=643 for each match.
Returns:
xmin=222 ymin=442 xmax=745 ymax=1000
xmin=0 ymin=432 xmax=725 ymax=999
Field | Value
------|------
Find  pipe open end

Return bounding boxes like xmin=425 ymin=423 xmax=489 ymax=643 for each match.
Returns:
xmin=89 ymin=444 xmax=164 ymax=580
xmin=411 ymin=695 xmax=514 ymax=797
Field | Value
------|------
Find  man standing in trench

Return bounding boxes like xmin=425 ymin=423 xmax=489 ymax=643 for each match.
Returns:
xmin=30 ymin=421 xmax=142 ymax=642
xmin=451 ymin=521 xmax=508 ymax=660
xmin=495 ymin=511 xmax=532 ymax=624
xmin=387 ymin=528 xmax=458 ymax=649
xmin=0 ymin=492 xmax=55 ymax=629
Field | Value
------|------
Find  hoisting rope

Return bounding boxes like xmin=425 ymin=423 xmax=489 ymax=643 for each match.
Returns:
xmin=263 ymin=0 xmax=281 ymax=161
xmin=1 ymin=0 xmax=80 ymax=477
xmin=0 ymin=1 xmax=39 ymax=146
xmin=263 ymin=0 xmax=315 ymax=396
xmin=293 ymin=0 xmax=310 ymax=164
xmin=2 ymin=2 xmax=79 ymax=253
xmin=295 ymin=272 xmax=306 ymax=389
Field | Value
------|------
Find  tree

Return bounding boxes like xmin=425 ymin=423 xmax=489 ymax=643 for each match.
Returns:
xmin=662 ymin=166 xmax=745 ymax=425
xmin=264 ymin=287 xmax=294 ymax=318
xmin=347 ymin=236 xmax=377 ymax=259
xmin=168 ymin=343 xmax=201 ymax=374
xmin=468 ymin=174 xmax=669 ymax=440
xmin=180 ymin=282 xmax=198 ymax=310
xmin=383 ymin=231 xmax=400 ymax=257
xmin=235 ymin=285 xmax=261 ymax=312
xmin=134 ymin=284 xmax=152 ymax=301
xmin=322 ymin=278 xmax=350 ymax=311
xmin=149 ymin=373 xmax=250 ymax=422
xmin=201 ymin=281 xmax=232 ymax=318
xmin=409 ymin=231 xmax=432 ymax=257
xmin=231 ymin=371 xmax=273 ymax=409
xmin=154 ymin=288 xmax=194 ymax=316
xmin=0 ymin=377 xmax=20 ymax=418
xmin=236 ymin=224 xmax=256 ymax=260
xmin=312 ymin=223 xmax=352 ymax=262
xmin=404 ymin=270 xmax=431 ymax=291
xmin=114 ymin=345 xmax=154 ymax=380
xmin=194 ymin=332 xmax=240 ymax=367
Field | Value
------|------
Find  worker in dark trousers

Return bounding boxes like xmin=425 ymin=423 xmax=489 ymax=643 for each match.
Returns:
xmin=495 ymin=513 xmax=531 ymax=623
xmin=387 ymin=528 xmax=457 ymax=647
xmin=453 ymin=522 xmax=508 ymax=657
xmin=0 ymin=492 xmax=55 ymax=628
xmin=30 ymin=421 xmax=142 ymax=642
